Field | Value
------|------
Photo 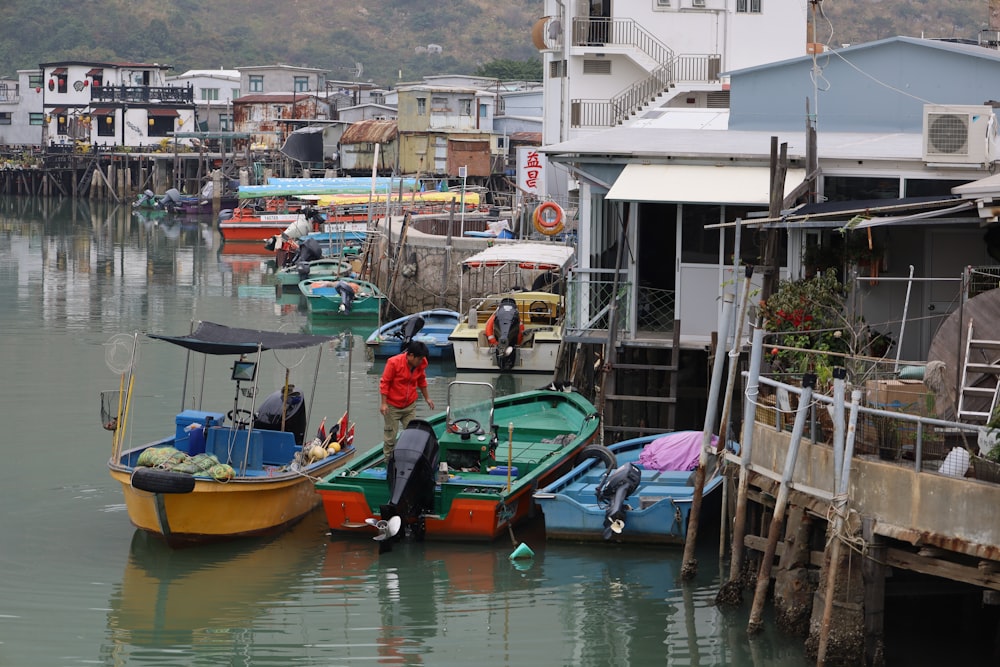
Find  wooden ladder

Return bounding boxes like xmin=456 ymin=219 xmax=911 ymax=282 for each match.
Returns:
xmin=956 ymin=318 xmax=1000 ymax=423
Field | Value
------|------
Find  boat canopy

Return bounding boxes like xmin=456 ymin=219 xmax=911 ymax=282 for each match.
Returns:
xmin=238 ymin=177 xmax=418 ymax=199
xmin=461 ymin=242 xmax=575 ymax=272
xmin=148 ymin=321 xmax=335 ymax=355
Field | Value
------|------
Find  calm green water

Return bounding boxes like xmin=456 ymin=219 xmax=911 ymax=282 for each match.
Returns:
xmin=0 ymin=198 xmax=812 ymax=666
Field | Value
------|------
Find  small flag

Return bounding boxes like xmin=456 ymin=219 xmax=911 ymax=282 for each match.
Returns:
xmin=336 ymin=412 xmax=349 ymax=445
xmin=316 ymin=416 xmax=327 ymax=443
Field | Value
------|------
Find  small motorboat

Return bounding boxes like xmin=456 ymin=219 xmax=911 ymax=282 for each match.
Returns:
xmin=316 ymin=380 xmax=600 ymax=548
xmin=103 ymin=321 xmax=357 ymax=547
xmin=533 ymin=431 xmax=727 ymax=545
xmin=366 ymin=309 xmax=461 ymax=360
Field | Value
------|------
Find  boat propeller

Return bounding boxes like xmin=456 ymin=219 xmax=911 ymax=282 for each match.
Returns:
xmin=365 ymin=515 xmax=403 ymax=542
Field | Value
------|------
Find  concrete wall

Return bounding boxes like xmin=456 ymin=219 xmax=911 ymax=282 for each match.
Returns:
xmin=751 ymin=423 xmax=1000 ymax=559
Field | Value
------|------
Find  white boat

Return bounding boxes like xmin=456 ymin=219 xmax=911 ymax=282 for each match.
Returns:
xmin=448 ymin=242 xmax=575 ymax=373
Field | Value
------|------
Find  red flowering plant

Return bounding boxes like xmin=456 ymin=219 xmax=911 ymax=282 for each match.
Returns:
xmin=757 ymin=269 xmax=866 ymax=387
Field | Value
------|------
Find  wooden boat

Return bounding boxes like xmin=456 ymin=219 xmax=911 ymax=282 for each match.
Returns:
xmin=104 ymin=321 xmax=357 ymax=547
xmin=299 ymin=277 xmax=385 ymax=317
xmin=272 ymin=257 xmax=354 ymax=291
xmin=365 ymin=308 xmax=461 ymax=360
xmin=533 ymin=432 xmax=726 ymax=545
xmin=316 ymin=380 xmax=600 ymax=545
xmin=448 ymin=242 xmax=575 ymax=373
xmin=218 ymin=205 xmax=315 ymax=243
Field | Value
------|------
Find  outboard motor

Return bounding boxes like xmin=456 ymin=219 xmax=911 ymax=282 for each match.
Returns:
xmin=595 ymin=462 xmax=642 ymax=540
xmin=292 ymin=237 xmax=323 ymax=265
xmin=252 ymin=387 xmax=307 ymax=445
xmin=492 ymin=297 xmax=521 ymax=371
xmin=398 ymin=314 xmax=425 ymax=352
xmin=157 ymin=188 xmax=184 ymax=213
xmin=134 ymin=189 xmax=156 ymax=208
xmin=379 ymin=420 xmax=439 ymax=551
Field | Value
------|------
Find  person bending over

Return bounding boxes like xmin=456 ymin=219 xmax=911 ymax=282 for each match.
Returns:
xmin=379 ymin=341 xmax=434 ymax=458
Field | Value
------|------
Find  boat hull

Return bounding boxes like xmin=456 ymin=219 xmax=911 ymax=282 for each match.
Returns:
xmin=110 ymin=452 xmax=352 ymax=546
xmin=300 ymin=277 xmax=385 ymax=316
xmin=534 ymin=434 xmax=724 ymax=545
xmin=366 ymin=309 xmax=460 ymax=360
xmin=317 ymin=387 xmax=600 ymax=542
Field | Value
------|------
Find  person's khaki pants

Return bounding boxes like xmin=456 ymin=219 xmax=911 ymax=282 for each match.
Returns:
xmin=383 ymin=401 xmax=417 ymax=458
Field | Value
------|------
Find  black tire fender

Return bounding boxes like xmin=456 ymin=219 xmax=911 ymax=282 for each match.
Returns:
xmin=575 ymin=444 xmax=617 ymax=469
xmin=130 ymin=467 xmax=196 ymax=494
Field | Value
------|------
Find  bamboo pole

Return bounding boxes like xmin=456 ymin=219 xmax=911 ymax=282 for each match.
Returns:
xmin=815 ymin=385 xmax=862 ymax=665
xmin=716 ymin=323 xmax=765 ymax=605
xmin=681 ymin=292 xmax=735 ymax=580
xmin=747 ymin=372 xmax=816 ymax=635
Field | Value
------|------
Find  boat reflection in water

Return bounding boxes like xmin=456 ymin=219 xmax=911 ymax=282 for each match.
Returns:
xmin=104 ymin=512 xmax=329 ymax=661
xmin=314 ymin=529 xmax=797 ymax=666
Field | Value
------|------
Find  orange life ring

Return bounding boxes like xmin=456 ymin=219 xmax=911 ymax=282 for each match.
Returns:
xmin=533 ymin=202 xmax=564 ymax=236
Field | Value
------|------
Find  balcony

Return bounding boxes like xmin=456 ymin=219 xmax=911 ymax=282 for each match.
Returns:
xmin=91 ymin=85 xmax=193 ymax=105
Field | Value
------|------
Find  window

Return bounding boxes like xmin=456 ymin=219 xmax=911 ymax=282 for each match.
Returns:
xmin=823 ymin=175 xmax=901 ymax=202
xmin=736 ymin=0 xmax=762 ymax=12
xmin=29 ymin=112 xmax=45 ymax=126
xmin=0 ymin=112 xmax=10 ymax=126
xmin=431 ymin=96 xmax=448 ymax=111
xmin=459 ymin=99 xmax=472 ymax=115
xmin=28 ymin=73 xmax=42 ymax=87
xmin=416 ymin=97 xmax=427 ymax=115
xmin=98 ymin=114 xmax=115 ymax=137
xmin=200 ymin=88 xmax=219 ymax=101
xmin=148 ymin=116 xmax=173 ymax=138
xmin=293 ymin=77 xmax=309 ymax=92
xmin=549 ymin=60 xmax=567 ymax=78
xmin=57 ymin=76 xmax=67 ymax=94
xmin=232 ymin=88 xmax=240 ymax=99
xmin=583 ymin=59 xmax=612 ymax=75
xmin=654 ymin=0 xmax=671 ymax=7
xmin=249 ymin=75 xmax=263 ymax=92
xmin=220 ymin=114 xmax=232 ymax=131
xmin=56 ymin=113 xmax=68 ymax=135
xmin=905 ymin=178 xmax=967 ymax=198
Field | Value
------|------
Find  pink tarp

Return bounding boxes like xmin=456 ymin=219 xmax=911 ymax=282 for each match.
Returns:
xmin=638 ymin=431 xmax=715 ymax=472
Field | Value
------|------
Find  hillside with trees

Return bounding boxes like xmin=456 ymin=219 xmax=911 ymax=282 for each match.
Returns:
xmin=0 ymin=0 xmax=995 ymax=85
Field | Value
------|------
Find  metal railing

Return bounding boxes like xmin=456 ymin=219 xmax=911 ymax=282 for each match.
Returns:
xmin=91 ymin=85 xmax=194 ymax=104
xmin=568 ymin=17 xmax=721 ymax=127
xmin=753 ymin=373 xmax=991 ymax=479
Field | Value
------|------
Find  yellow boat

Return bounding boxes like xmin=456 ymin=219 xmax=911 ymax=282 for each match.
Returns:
xmin=104 ymin=321 xmax=356 ymax=547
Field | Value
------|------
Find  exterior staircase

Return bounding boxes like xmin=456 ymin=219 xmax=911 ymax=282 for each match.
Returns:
xmin=569 ymin=17 xmax=721 ymax=128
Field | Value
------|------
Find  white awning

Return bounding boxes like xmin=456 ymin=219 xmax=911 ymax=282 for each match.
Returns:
xmin=461 ymin=242 xmax=575 ymax=271
xmin=605 ymin=164 xmax=807 ymax=205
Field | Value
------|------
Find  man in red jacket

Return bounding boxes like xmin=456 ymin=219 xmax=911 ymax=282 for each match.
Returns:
xmin=379 ymin=341 xmax=435 ymax=458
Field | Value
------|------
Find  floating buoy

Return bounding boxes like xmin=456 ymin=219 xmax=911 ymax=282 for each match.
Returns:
xmin=533 ymin=201 xmax=564 ymax=236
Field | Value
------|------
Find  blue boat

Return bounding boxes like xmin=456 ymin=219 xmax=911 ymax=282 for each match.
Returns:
xmin=366 ymin=309 xmax=460 ymax=360
xmin=533 ymin=432 xmax=726 ymax=545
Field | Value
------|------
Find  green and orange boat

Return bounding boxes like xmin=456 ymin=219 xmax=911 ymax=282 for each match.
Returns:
xmin=316 ymin=381 xmax=600 ymax=545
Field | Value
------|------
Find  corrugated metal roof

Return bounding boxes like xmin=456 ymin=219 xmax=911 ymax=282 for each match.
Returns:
xmin=341 ymin=119 xmax=398 ymax=144
xmin=510 ymin=131 xmax=542 ymax=143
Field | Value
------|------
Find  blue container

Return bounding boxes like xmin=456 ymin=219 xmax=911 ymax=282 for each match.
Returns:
xmin=489 ymin=466 xmax=518 ymax=477
xmin=174 ymin=410 xmax=225 ymax=454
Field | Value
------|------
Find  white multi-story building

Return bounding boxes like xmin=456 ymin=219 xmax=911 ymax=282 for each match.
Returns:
xmin=166 ymin=69 xmax=240 ymax=133
xmin=39 ymin=60 xmax=195 ymax=148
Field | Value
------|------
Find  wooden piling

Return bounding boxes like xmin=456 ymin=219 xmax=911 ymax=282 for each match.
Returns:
xmin=747 ymin=373 xmax=815 ymax=634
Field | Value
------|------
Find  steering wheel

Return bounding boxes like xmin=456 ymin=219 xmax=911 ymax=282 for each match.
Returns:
xmin=529 ymin=300 xmax=550 ymax=314
xmin=227 ymin=408 xmax=254 ymax=429
xmin=448 ymin=418 xmax=482 ymax=437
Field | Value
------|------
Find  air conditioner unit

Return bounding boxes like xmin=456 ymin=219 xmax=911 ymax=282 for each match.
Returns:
xmin=922 ymin=104 xmax=997 ymax=165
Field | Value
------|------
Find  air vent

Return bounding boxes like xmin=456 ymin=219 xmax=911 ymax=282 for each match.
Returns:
xmin=922 ymin=104 xmax=996 ymax=165
xmin=583 ymin=59 xmax=612 ymax=75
